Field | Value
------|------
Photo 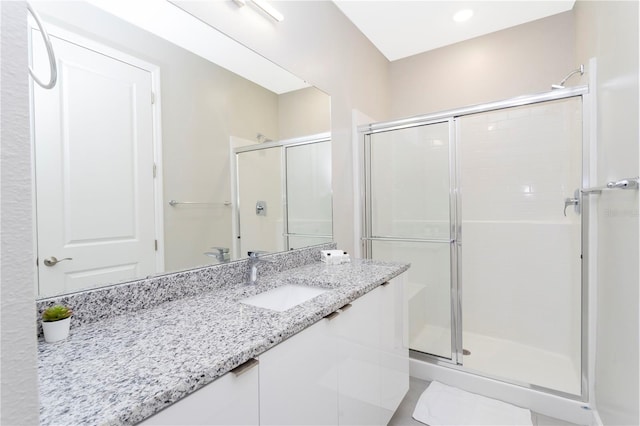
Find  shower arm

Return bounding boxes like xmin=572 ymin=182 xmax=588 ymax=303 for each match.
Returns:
xmin=551 ymin=65 xmax=584 ymax=90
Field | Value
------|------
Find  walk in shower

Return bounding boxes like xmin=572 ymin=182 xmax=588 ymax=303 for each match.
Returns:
xmin=361 ymin=88 xmax=588 ymax=399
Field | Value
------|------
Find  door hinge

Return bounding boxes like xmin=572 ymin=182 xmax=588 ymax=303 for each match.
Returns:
xmin=153 ymin=163 xmax=157 ymax=178
xmin=151 ymin=92 xmax=156 ymax=104
xmin=155 ymin=240 xmax=158 ymax=251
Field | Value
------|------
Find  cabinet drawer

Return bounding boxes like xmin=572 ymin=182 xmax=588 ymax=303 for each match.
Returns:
xmin=140 ymin=359 xmax=259 ymax=425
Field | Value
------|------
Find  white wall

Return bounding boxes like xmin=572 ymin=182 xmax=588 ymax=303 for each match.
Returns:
xmin=574 ymin=1 xmax=639 ymax=424
xmin=0 ymin=2 xmax=40 ymax=423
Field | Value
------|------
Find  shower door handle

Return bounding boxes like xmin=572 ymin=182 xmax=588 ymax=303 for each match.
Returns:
xmin=563 ymin=189 xmax=581 ymax=216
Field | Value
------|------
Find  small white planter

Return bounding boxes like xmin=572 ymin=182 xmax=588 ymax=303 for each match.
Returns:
xmin=42 ymin=317 xmax=71 ymax=343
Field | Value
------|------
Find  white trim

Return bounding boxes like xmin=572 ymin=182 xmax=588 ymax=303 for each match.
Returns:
xmin=229 ymin=136 xmax=255 ymax=260
xmin=585 ymin=57 xmax=599 ymax=410
xmin=410 ymin=359 xmax=596 ymax=426
xmin=591 ymin=409 xmax=604 ymax=426
xmin=28 ymin=21 xmax=41 ymax=295
xmin=150 ymin=69 xmax=165 ymax=273
xmin=351 ymin=109 xmax=375 ymax=258
xmin=28 ymin=19 xmax=166 ymax=279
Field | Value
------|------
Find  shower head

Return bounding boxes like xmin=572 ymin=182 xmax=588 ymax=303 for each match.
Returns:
xmin=256 ymin=133 xmax=272 ymax=143
xmin=551 ymin=64 xmax=584 ymax=90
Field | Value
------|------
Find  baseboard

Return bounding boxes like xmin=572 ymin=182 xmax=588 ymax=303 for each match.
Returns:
xmin=590 ymin=409 xmax=603 ymax=426
xmin=411 ymin=358 xmax=595 ymax=426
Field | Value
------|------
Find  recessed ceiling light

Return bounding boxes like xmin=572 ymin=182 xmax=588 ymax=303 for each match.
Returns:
xmin=453 ymin=9 xmax=474 ymax=23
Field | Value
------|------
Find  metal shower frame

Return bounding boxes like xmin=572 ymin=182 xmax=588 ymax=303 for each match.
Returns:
xmin=359 ymin=85 xmax=591 ymax=402
xmin=233 ymin=132 xmax=333 ymax=258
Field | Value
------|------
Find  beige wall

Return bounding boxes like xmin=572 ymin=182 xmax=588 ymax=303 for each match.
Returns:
xmin=389 ymin=11 xmax=575 ymax=118
xmin=278 ymin=87 xmax=331 ymax=140
xmin=574 ymin=1 xmax=639 ymax=424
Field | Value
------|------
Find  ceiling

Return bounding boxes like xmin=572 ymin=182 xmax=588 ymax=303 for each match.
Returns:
xmin=333 ymin=1 xmax=576 ymax=61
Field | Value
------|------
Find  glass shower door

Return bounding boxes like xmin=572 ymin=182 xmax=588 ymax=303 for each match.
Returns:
xmin=365 ymin=121 xmax=456 ymax=360
xmin=236 ymin=147 xmax=285 ymax=257
xmin=458 ymin=98 xmax=583 ymax=395
xmin=285 ymin=140 xmax=333 ymax=249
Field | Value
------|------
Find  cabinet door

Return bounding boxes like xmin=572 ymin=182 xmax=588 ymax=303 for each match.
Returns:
xmin=139 ymin=359 xmax=259 ymax=425
xmin=259 ymin=318 xmax=338 ymax=425
xmin=336 ymin=288 xmax=383 ymax=425
xmin=379 ymin=276 xmax=410 ymax=424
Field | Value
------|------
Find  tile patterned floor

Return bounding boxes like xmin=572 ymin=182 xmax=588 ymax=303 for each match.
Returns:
xmin=388 ymin=377 xmax=584 ymax=426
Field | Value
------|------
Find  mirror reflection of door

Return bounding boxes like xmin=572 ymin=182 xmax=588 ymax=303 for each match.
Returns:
xmin=31 ymin=25 xmax=161 ymax=297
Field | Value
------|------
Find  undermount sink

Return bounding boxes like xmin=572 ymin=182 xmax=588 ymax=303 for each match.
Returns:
xmin=241 ymin=285 xmax=328 ymax=312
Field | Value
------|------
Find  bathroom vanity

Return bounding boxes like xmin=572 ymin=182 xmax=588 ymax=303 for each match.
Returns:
xmin=37 ymin=245 xmax=409 ymax=425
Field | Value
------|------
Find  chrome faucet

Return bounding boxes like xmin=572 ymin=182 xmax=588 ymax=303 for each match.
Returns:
xmin=247 ymin=251 xmax=273 ymax=285
xmin=204 ymin=247 xmax=230 ymax=263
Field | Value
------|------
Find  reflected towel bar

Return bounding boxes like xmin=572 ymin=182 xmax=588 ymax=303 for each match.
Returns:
xmin=581 ymin=177 xmax=639 ymax=194
xmin=169 ymin=200 xmax=231 ymax=206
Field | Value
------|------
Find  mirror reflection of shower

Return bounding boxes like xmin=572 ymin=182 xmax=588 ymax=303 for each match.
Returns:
xmin=233 ymin=134 xmax=333 ymax=260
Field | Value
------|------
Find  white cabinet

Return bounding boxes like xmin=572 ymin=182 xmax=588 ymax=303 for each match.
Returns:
xmin=257 ymin=276 xmax=409 ymax=426
xmin=379 ymin=275 xmax=410 ymax=424
xmin=139 ymin=358 xmax=259 ymax=425
xmin=140 ymin=275 xmax=407 ymax=426
xmin=258 ymin=317 xmax=338 ymax=425
xmin=335 ymin=276 xmax=409 ymax=425
xmin=336 ymin=287 xmax=383 ymax=425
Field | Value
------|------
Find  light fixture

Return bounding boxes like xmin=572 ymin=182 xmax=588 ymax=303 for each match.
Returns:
xmin=453 ymin=9 xmax=474 ymax=23
xmin=250 ymin=0 xmax=284 ymax=22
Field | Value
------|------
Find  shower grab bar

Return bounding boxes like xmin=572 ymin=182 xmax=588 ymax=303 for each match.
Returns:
xmin=28 ymin=3 xmax=58 ymax=89
xmin=581 ymin=177 xmax=639 ymax=194
xmin=169 ymin=200 xmax=231 ymax=206
xmin=362 ymin=236 xmax=455 ymax=244
xmin=284 ymin=233 xmax=333 ymax=239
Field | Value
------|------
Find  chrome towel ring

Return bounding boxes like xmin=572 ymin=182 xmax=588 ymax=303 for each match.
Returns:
xmin=27 ymin=2 xmax=57 ymax=89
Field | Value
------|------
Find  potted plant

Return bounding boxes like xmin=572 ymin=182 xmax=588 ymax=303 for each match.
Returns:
xmin=41 ymin=304 xmax=73 ymax=343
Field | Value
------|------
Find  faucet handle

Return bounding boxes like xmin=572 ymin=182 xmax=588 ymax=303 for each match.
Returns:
xmin=248 ymin=251 xmax=268 ymax=258
xmin=211 ymin=246 xmax=230 ymax=254
xmin=247 ymin=251 xmax=274 ymax=263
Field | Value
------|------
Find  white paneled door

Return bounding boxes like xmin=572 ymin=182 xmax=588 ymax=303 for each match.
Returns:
xmin=32 ymin=28 xmax=158 ymax=297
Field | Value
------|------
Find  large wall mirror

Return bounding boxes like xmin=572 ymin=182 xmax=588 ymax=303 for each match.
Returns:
xmin=30 ymin=1 xmax=332 ymax=298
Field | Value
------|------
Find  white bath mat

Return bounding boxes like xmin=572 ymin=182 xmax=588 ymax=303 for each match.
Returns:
xmin=412 ymin=381 xmax=532 ymax=426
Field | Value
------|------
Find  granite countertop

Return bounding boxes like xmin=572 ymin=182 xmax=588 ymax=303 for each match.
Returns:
xmin=38 ymin=259 xmax=409 ymax=425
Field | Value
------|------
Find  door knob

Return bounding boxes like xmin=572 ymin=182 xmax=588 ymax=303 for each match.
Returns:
xmin=43 ymin=256 xmax=72 ymax=267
